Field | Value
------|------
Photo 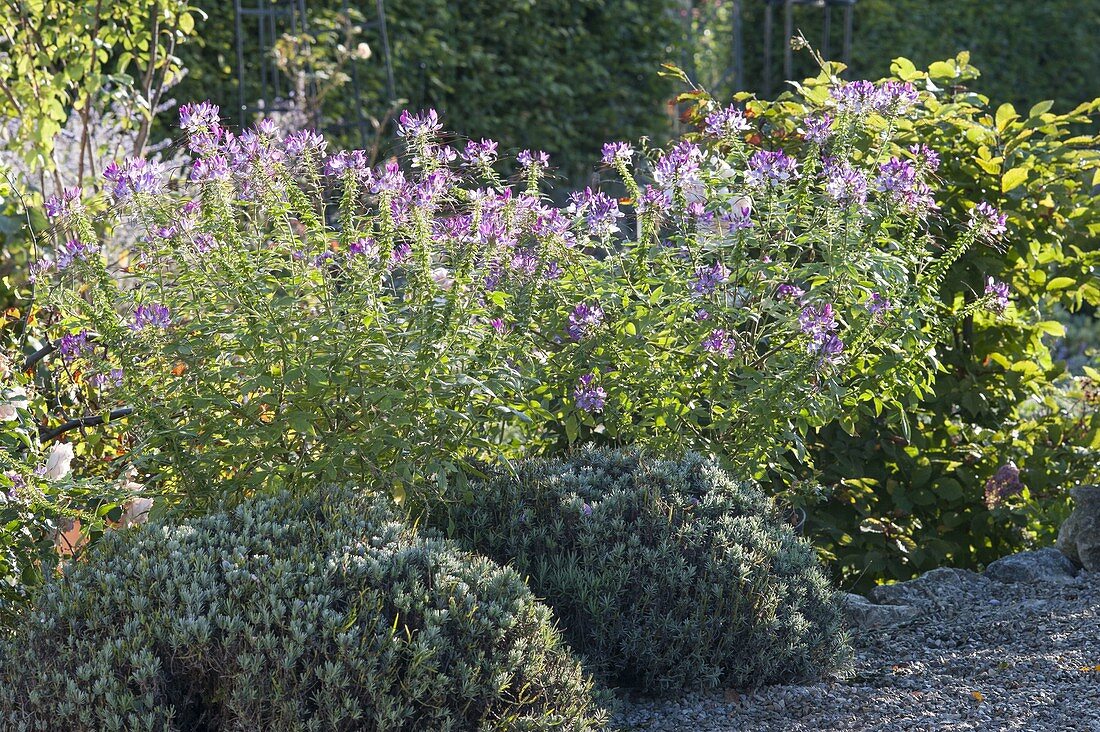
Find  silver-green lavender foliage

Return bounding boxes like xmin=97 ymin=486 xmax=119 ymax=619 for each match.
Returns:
xmin=447 ymin=447 xmax=852 ymax=695
xmin=0 ymin=489 xmax=607 ymax=731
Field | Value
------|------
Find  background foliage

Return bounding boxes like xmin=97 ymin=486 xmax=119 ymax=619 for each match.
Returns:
xmin=743 ymin=53 xmax=1100 ymax=590
xmin=175 ymin=0 xmax=680 ymax=184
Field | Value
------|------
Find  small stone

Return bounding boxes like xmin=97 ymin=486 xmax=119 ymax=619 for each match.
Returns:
xmin=984 ymin=548 xmax=1078 ymax=585
xmin=1057 ymin=486 xmax=1100 ymax=571
xmin=869 ymin=567 xmax=989 ymax=607
xmin=839 ymin=592 xmax=921 ymax=629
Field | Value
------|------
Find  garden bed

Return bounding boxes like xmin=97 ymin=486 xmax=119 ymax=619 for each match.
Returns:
xmin=618 ymin=557 xmax=1100 ymax=730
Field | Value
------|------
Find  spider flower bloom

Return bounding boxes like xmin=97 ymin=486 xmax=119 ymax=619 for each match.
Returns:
xmin=57 ymin=330 xmax=93 ymax=362
xmin=574 ymin=374 xmax=607 ymax=413
xmin=284 ymin=129 xmax=328 ymax=158
xmin=867 ymin=292 xmax=892 ymax=315
xmin=823 ymin=159 xmax=868 ymax=206
xmin=745 ymin=150 xmax=799 ymax=188
xmin=600 ymin=141 xmax=634 ymax=166
xmin=395 ymin=109 xmax=442 ymax=140
xmin=801 ymin=114 xmax=833 ymax=144
xmin=702 ymin=329 xmax=736 ymax=358
xmin=704 ymin=105 xmax=750 ymax=139
xmin=984 ymin=277 xmax=1011 ymax=314
xmin=692 ymin=262 xmax=729 ymax=295
xmin=984 ymin=462 xmax=1023 ymax=508
xmin=130 ymin=304 xmax=171 ymax=331
xmin=799 ymin=303 xmax=838 ymax=342
xmin=44 ymin=187 xmax=81 ymax=219
xmin=516 ymin=149 xmax=550 ymax=171
xmin=461 ymin=139 xmax=499 ymax=168
xmin=971 ymin=202 xmax=1008 ymax=242
xmin=55 ymin=239 xmax=99 ymax=271
xmin=179 ymin=101 xmax=221 ymax=133
xmin=567 ymin=302 xmax=605 ymax=341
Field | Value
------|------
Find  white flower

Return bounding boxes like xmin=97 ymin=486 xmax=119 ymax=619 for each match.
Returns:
xmin=431 ymin=267 xmax=455 ymax=290
xmin=120 ymin=496 xmax=154 ymax=528
xmin=44 ymin=442 xmax=74 ymax=480
xmin=0 ymin=386 xmax=28 ymax=421
xmin=355 ymin=42 xmax=372 ymax=60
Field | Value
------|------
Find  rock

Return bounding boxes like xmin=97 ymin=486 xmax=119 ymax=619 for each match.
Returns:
xmin=868 ymin=567 xmax=989 ymax=608
xmin=1057 ymin=486 xmax=1100 ymax=571
xmin=839 ymin=592 xmax=921 ymax=629
xmin=984 ymin=548 xmax=1078 ymax=585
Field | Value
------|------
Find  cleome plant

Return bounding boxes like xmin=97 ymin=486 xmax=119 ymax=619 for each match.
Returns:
xmin=29 ymin=73 xmax=1007 ymax=515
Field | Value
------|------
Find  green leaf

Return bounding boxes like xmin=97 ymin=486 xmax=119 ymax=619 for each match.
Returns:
xmin=1001 ymin=167 xmax=1028 ymax=193
xmin=1047 ymin=277 xmax=1076 ymax=291
xmin=995 ymin=103 xmax=1018 ymax=132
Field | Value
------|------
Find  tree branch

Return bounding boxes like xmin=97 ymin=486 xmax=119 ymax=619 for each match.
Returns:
xmin=40 ymin=407 xmax=133 ymax=443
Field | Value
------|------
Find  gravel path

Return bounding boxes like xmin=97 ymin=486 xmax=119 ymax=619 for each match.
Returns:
xmin=615 ymin=567 xmax=1100 ymax=731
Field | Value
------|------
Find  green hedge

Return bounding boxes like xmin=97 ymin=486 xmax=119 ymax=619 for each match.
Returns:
xmin=176 ymin=0 xmax=680 ymax=182
xmin=699 ymin=0 xmax=1100 ymax=112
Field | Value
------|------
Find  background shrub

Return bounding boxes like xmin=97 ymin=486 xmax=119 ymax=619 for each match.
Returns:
xmin=691 ymin=0 xmax=1100 ymax=114
xmin=175 ymin=0 xmax=680 ymax=184
xmin=445 ymin=447 xmax=851 ymax=695
xmin=0 ymin=489 xmax=606 ymax=731
xmin=739 ymin=54 xmax=1100 ymax=589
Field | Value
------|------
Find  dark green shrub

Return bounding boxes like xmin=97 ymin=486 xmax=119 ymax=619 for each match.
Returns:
xmin=0 ymin=489 xmax=606 ymax=731
xmin=446 ymin=447 xmax=851 ymax=695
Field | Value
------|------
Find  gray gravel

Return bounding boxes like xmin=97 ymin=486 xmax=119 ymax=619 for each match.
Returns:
xmin=614 ymin=570 xmax=1100 ymax=731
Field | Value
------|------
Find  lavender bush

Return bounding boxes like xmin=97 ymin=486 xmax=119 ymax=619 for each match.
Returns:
xmin=36 ymin=80 xmax=1006 ymax=508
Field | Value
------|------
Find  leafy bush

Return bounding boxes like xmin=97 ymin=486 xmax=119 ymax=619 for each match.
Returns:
xmin=737 ymin=54 xmax=1100 ymax=588
xmin=445 ymin=447 xmax=851 ymax=695
xmin=0 ymin=488 xmax=607 ymax=730
xmin=37 ymin=72 xmax=1001 ymax=509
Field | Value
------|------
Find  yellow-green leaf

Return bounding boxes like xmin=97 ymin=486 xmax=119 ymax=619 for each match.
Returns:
xmin=1001 ymin=166 xmax=1028 ymax=193
xmin=1047 ymin=277 xmax=1076 ymax=291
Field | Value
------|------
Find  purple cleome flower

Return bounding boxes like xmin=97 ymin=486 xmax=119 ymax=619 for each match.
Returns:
xmin=637 ymin=185 xmax=671 ymax=217
xmin=348 ymin=237 xmax=380 ymax=259
xmin=600 ymin=141 xmax=634 ymax=166
xmin=908 ymin=144 xmax=940 ymax=173
xmin=971 ymin=202 xmax=1008 ymax=241
xmin=692 ymin=262 xmax=729 ymax=296
xmin=984 ymin=461 xmax=1023 ymax=508
xmin=746 ymin=150 xmax=799 ymax=188
xmin=702 ymin=329 xmax=737 ymax=358
xmin=777 ymin=283 xmax=805 ymax=300
xmin=104 ymin=158 xmax=164 ymax=200
xmin=653 ymin=141 xmax=703 ymax=191
xmin=832 ymin=80 xmax=917 ymax=116
xmin=823 ymin=159 xmax=868 ymax=206
xmin=799 ymin=303 xmax=845 ymax=365
xmin=190 ymin=155 xmax=230 ymax=182
xmin=567 ymin=302 xmax=605 ymax=341
xmin=801 ymin=114 xmax=833 ymax=144
xmin=704 ymin=105 xmax=750 ymax=139
xmin=867 ymin=292 xmax=892 ymax=315
xmin=461 ymin=139 xmax=499 ymax=168
xmin=44 ymin=187 xmax=81 ymax=219
xmin=568 ymin=187 xmax=624 ymax=239
xmin=55 ymin=239 xmax=99 ymax=271
xmin=130 ymin=304 xmax=171 ymax=331
xmin=395 ymin=109 xmax=442 ymax=140
xmin=179 ymin=101 xmax=221 ymax=132
xmin=517 ymin=149 xmax=550 ymax=170
xmin=57 ymin=330 xmax=93 ymax=362
xmin=574 ymin=373 xmax=607 ymax=413
xmin=285 ymin=129 xmax=328 ymax=158
xmin=984 ymin=277 xmax=1010 ymax=314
